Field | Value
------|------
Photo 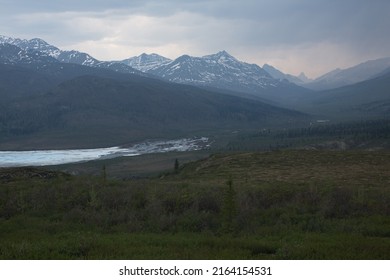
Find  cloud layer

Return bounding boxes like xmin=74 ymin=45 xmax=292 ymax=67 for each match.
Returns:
xmin=1 ymin=0 xmax=390 ymax=78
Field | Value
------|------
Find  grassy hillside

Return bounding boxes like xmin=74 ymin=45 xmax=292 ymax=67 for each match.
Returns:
xmin=1 ymin=150 xmax=389 ymax=259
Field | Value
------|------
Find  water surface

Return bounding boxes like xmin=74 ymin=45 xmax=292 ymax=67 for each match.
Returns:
xmin=0 ymin=137 xmax=209 ymax=167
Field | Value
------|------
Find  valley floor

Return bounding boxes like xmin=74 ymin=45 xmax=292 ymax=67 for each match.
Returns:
xmin=0 ymin=150 xmax=389 ymax=259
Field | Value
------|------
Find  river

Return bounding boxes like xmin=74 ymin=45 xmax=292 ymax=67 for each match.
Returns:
xmin=0 ymin=137 xmax=209 ymax=167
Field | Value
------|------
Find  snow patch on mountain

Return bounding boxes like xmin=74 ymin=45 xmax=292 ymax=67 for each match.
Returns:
xmin=0 ymin=35 xmax=62 ymax=59
xmin=0 ymin=34 xmax=144 ymax=75
xmin=0 ymin=43 xmax=58 ymax=67
xmin=147 ymin=50 xmax=282 ymax=94
xmin=122 ymin=53 xmax=172 ymax=72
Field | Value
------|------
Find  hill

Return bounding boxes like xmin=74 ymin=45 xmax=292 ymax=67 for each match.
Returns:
xmin=295 ymin=71 xmax=390 ymax=120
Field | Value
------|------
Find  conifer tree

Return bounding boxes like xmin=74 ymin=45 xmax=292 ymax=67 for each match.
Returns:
xmin=102 ymin=164 xmax=107 ymax=185
xmin=174 ymin=159 xmax=179 ymax=173
xmin=222 ymin=176 xmax=236 ymax=233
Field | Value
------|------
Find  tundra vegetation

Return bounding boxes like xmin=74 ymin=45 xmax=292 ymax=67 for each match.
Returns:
xmin=1 ymin=149 xmax=389 ymax=259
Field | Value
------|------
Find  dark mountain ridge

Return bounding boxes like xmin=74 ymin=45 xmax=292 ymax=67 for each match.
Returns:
xmin=295 ymin=70 xmax=390 ymax=120
xmin=262 ymin=64 xmax=309 ymax=85
xmin=304 ymin=57 xmax=390 ymax=90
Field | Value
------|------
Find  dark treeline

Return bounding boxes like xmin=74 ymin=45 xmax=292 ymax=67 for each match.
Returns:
xmin=225 ymin=119 xmax=390 ymax=151
xmin=275 ymin=119 xmax=390 ymax=140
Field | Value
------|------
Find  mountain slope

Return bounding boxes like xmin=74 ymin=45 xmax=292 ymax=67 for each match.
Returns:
xmin=122 ymin=53 xmax=172 ymax=72
xmin=263 ymin=64 xmax=309 ymax=85
xmin=0 ymin=43 xmax=58 ymax=66
xmin=149 ymin=51 xmax=276 ymax=89
xmin=57 ymin=50 xmax=99 ymax=66
xmin=0 ymin=43 xmax=152 ymax=100
xmin=1 ymin=35 xmax=311 ymax=106
xmin=0 ymin=45 xmax=308 ymax=150
xmin=296 ymin=71 xmax=390 ymax=119
xmin=0 ymin=63 xmax=58 ymax=100
xmin=0 ymin=36 xmax=61 ymax=58
xmin=0 ymin=35 xmax=143 ymax=76
xmin=145 ymin=51 xmax=312 ymax=106
xmin=0 ymin=74 xmax=307 ymax=149
xmin=305 ymin=57 xmax=390 ymax=90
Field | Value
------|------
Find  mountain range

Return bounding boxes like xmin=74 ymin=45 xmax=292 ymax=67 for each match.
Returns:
xmin=0 ymin=35 xmax=305 ymax=100
xmin=0 ymin=35 xmax=145 ymax=77
xmin=123 ymin=51 xmax=390 ymax=94
xmin=2 ymin=34 xmax=389 ymax=93
xmin=0 ymin=34 xmax=389 ymax=149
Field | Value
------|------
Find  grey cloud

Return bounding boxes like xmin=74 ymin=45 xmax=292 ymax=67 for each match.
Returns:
xmin=0 ymin=0 xmax=389 ymax=77
xmin=3 ymin=0 xmax=390 ymax=44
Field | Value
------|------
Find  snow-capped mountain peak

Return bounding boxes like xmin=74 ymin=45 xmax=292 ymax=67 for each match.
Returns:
xmin=147 ymin=50 xmax=281 ymax=94
xmin=57 ymin=50 xmax=99 ymax=66
xmin=204 ymin=50 xmax=235 ymax=59
xmin=1 ymin=35 xmax=303 ymax=97
xmin=202 ymin=50 xmax=239 ymax=65
xmin=0 ymin=34 xmax=144 ymax=75
xmin=0 ymin=35 xmax=18 ymax=45
xmin=122 ymin=53 xmax=172 ymax=72
xmin=0 ymin=43 xmax=58 ymax=66
xmin=0 ymin=35 xmax=62 ymax=58
xmin=29 ymin=38 xmax=51 ymax=48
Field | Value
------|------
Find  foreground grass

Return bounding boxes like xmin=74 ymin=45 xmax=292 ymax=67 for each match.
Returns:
xmin=0 ymin=150 xmax=389 ymax=259
xmin=1 ymin=216 xmax=389 ymax=259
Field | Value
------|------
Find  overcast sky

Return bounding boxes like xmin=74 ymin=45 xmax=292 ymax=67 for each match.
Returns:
xmin=1 ymin=0 xmax=390 ymax=78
